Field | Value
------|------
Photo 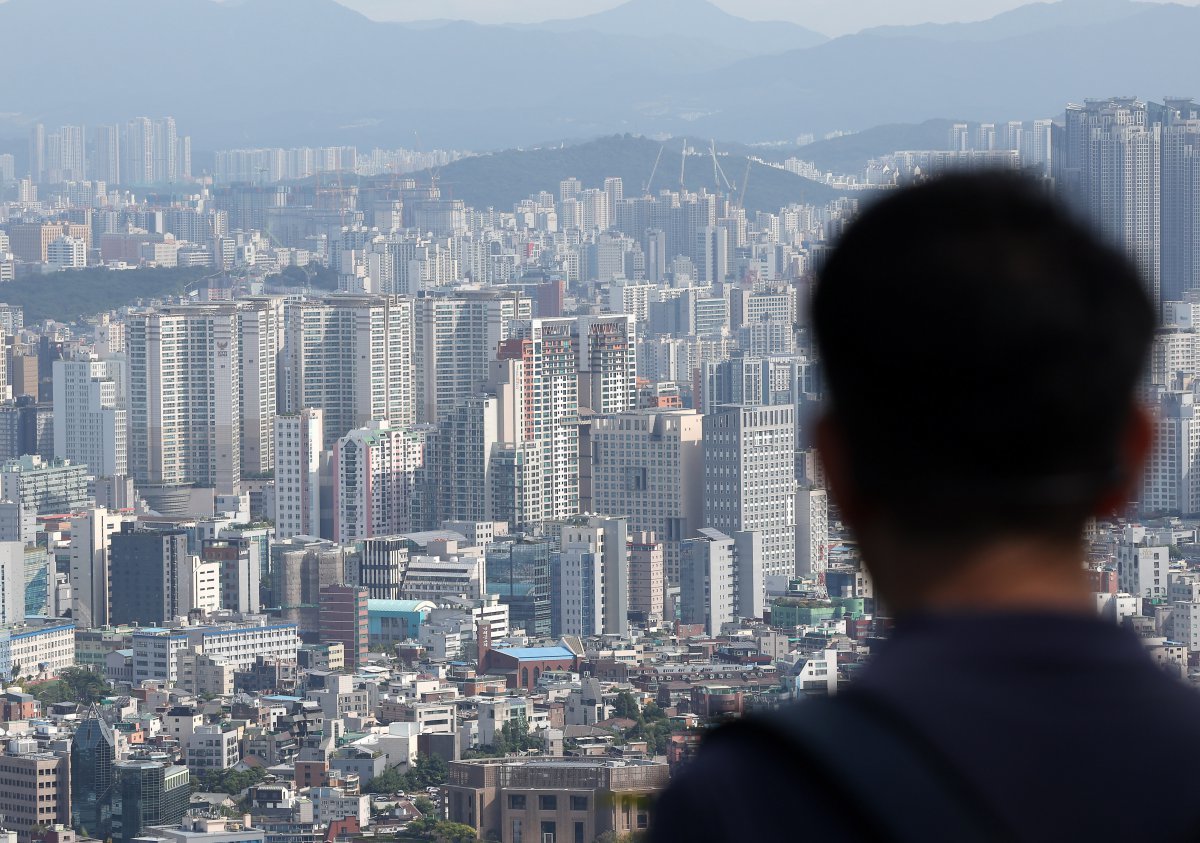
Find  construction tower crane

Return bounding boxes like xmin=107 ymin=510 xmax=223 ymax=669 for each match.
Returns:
xmin=644 ymin=143 xmax=665 ymax=195
xmin=710 ymin=140 xmax=733 ymax=195
xmin=680 ymin=139 xmax=689 ymax=191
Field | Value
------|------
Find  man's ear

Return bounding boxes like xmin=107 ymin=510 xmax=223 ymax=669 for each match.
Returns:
xmin=1092 ymin=403 xmax=1153 ymax=518
xmin=814 ymin=413 xmax=864 ymax=526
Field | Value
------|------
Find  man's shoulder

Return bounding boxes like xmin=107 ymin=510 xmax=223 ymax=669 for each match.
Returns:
xmin=651 ymin=713 xmax=856 ymax=842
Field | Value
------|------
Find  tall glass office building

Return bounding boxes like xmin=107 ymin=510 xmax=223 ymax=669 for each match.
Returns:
xmin=486 ymin=537 xmax=551 ymax=636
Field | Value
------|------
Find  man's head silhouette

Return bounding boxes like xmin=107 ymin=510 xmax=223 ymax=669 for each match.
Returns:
xmin=813 ymin=172 xmax=1156 ymax=614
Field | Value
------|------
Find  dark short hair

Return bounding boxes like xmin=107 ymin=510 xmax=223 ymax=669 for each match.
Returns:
xmin=812 ymin=172 xmax=1155 ymax=542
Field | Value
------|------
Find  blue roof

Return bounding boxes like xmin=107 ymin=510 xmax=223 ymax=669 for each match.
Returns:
xmin=368 ymin=600 xmax=433 ymax=614
xmin=496 ymin=646 xmax=575 ymax=661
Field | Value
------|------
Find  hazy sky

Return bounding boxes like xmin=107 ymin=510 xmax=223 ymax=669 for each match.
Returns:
xmin=332 ymin=0 xmax=1200 ymax=36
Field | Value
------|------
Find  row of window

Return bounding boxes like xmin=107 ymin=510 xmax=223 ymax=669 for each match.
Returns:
xmin=508 ymin=794 xmax=588 ymax=811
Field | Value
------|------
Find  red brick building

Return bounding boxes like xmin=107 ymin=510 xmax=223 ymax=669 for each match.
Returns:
xmin=480 ymin=645 xmax=580 ymax=690
xmin=319 ymin=584 xmax=369 ymax=668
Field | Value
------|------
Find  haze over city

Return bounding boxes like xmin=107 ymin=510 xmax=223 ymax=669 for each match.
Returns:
xmin=325 ymin=0 xmax=1200 ymax=33
xmin=1 ymin=0 xmax=1200 ymax=841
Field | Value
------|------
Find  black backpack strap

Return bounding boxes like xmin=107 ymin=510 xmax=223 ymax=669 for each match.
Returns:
xmin=723 ymin=693 xmax=1014 ymax=843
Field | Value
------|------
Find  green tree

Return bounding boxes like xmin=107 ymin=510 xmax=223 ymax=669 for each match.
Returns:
xmin=193 ymin=766 xmax=267 ymax=795
xmin=493 ymin=715 xmax=541 ymax=754
xmin=279 ymin=265 xmax=308 ymax=285
xmin=595 ymin=833 xmax=645 ymax=843
xmin=402 ymin=754 xmax=449 ymax=789
xmin=24 ymin=669 xmax=110 ymax=707
xmin=612 ymin=691 xmax=640 ymax=719
xmin=624 ymin=703 xmax=673 ymax=756
xmin=365 ymin=754 xmax=450 ymax=794
xmin=59 ymin=666 xmax=111 ymax=704
xmin=406 ymin=816 xmax=477 ymax=843
xmin=364 ymin=766 xmax=405 ymax=794
xmin=0 ymin=265 xmax=212 ymax=323
xmin=641 ymin=702 xmax=667 ymax=722
xmin=429 ymin=821 xmax=478 ymax=843
xmin=308 ymin=263 xmax=339 ymax=290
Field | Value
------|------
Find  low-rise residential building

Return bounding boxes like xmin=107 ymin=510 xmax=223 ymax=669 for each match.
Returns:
xmin=145 ymin=814 xmax=265 ymax=843
xmin=308 ymin=786 xmax=369 ymax=826
xmin=186 ymin=723 xmax=240 ymax=772
xmin=0 ymin=750 xmax=71 ymax=842
xmin=1 ymin=620 xmax=75 ymax=680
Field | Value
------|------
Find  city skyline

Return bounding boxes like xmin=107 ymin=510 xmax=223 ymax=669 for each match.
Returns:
xmin=2 ymin=0 xmax=1200 ymax=831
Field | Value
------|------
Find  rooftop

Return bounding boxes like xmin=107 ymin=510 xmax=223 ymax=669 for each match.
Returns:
xmin=494 ymin=646 xmax=576 ymax=661
xmin=368 ymin=599 xmax=436 ymax=613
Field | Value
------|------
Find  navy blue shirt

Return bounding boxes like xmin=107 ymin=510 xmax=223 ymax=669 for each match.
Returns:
xmin=652 ymin=613 xmax=1200 ymax=841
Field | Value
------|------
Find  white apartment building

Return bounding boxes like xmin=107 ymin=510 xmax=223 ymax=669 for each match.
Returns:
xmin=69 ymin=508 xmax=136 ymax=628
xmin=0 ymin=501 xmax=35 ymax=546
xmin=1117 ymin=534 xmax=1168 ymax=599
xmin=703 ymin=404 xmax=796 ymax=613
xmin=609 ymin=279 xmax=655 ymax=324
xmin=680 ymin=528 xmax=735 ymax=635
xmin=52 ymin=356 xmax=128 ymax=478
xmin=186 ymin=723 xmax=240 ymax=771
xmin=127 ymin=304 xmax=242 ymax=494
xmin=399 ymin=554 xmax=486 ymax=602
xmin=492 ymin=318 xmax=580 ymax=524
xmin=47 ymin=235 xmax=86 ymax=269
xmin=310 ymin=787 xmax=370 ymax=827
xmin=183 ymin=622 xmax=300 ymax=672
xmin=796 ymin=488 xmax=829 ymax=578
xmin=575 ymin=314 xmax=637 ymax=416
xmin=1168 ymin=572 xmax=1200 ymax=651
xmin=414 ymin=290 xmax=530 ymax=424
xmin=0 ymin=455 xmax=92 ymax=515
xmin=131 ymin=629 xmax=192 ymax=685
xmin=180 ymin=556 xmax=221 ymax=616
xmin=1142 ymin=387 xmax=1200 ymax=516
xmin=0 ymin=542 xmax=25 ymax=627
xmin=1061 ymin=100 xmax=1162 ymax=307
xmin=590 ymin=409 xmax=704 ymax=587
xmin=419 ymin=395 xmax=502 ymax=528
xmin=147 ymin=815 xmax=265 ymax=843
xmin=283 ymin=294 xmax=414 ymax=449
xmin=0 ymin=620 xmax=75 ymax=680
xmin=239 ymin=297 xmax=280 ymax=476
xmin=132 ymin=622 xmax=300 ymax=685
xmin=793 ymin=649 xmax=840 ymax=697
xmin=423 ymin=598 xmax=509 ymax=655
xmin=475 ymin=696 xmax=548 ymax=748
xmin=1150 ymin=329 xmax=1200 ymax=388
xmin=728 ymin=284 xmax=797 ymax=330
xmin=334 ymin=420 xmax=426 ymax=543
xmin=273 ymin=409 xmax=323 ymax=540
xmin=555 ymin=515 xmax=628 ymax=638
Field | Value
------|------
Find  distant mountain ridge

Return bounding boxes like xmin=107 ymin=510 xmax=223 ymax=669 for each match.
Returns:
xmin=406 ymin=135 xmax=844 ymax=215
xmin=860 ymin=0 xmax=1154 ymax=41
xmin=1 ymin=0 xmax=1199 ymax=150
xmin=525 ymin=0 xmax=827 ymax=56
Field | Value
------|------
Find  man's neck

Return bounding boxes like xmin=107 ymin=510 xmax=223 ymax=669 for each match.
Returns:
xmin=875 ymin=537 xmax=1095 ymax=617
